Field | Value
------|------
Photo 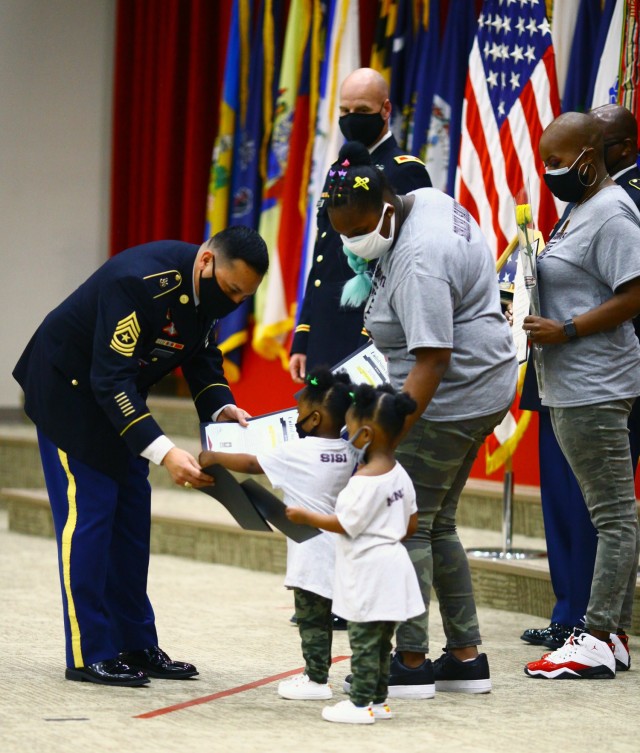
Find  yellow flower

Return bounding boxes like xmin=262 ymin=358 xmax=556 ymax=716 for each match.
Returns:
xmin=516 ymin=203 xmax=532 ymax=226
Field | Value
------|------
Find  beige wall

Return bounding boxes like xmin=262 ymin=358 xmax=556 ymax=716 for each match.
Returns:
xmin=0 ymin=0 xmax=115 ymax=408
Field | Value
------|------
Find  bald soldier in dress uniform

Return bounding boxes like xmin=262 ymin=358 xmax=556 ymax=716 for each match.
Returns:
xmin=289 ymin=68 xmax=432 ymax=382
xmin=13 ymin=226 xmax=268 ymax=686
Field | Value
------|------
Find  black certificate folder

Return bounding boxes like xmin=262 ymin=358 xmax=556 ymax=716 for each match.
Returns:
xmin=241 ymin=479 xmax=321 ymax=544
xmin=199 ymin=465 xmax=271 ymax=532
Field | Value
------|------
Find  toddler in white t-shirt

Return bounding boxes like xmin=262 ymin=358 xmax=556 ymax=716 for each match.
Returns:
xmin=199 ymin=367 xmax=354 ymax=701
xmin=286 ymin=383 xmax=424 ymax=725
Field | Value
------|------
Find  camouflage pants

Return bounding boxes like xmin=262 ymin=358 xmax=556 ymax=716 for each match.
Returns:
xmin=293 ymin=588 xmax=333 ymax=684
xmin=395 ymin=407 xmax=509 ymax=653
xmin=550 ymin=399 xmax=640 ymax=632
xmin=347 ymin=620 xmax=395 ymax=707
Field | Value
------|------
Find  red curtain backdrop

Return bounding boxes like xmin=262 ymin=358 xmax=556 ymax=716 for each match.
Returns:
xmin=110 ymin=0 xmax=232 ymax=254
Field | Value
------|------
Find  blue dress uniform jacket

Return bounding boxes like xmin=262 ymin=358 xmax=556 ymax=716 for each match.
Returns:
xmin=13 ymin=240 xmax=240 ymax=670
xmin=290 ymin=134 xmax=432 ymax=370
xmin=14 ymin=241 xmax=234 ymax=483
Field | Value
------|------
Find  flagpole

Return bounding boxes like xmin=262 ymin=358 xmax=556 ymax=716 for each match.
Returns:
xmin=467 ymin=455 xmax=546 ymax=561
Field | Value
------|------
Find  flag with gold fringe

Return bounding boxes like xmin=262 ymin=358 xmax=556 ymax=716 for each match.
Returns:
xmin=485 ymin=362 xmax=532 ymax=476
xmin=252 ymin=0 xmax=321 ymax=365
xmin=214 ymin=0 xmax=283 ymax=382
xmin=296 ymin=0 xmax=361 ymax=318
xmin=205 ymin=0 xmax=250 ymax=239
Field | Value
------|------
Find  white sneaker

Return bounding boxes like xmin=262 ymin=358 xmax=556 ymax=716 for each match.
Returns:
xmin=371 ymin=702 xmax=393 ymax=720
xmin=278 ymin=674 xmax=332 ymax=700
xmin=609 ymin=632 xmax=630 ymax=671
xmin=525 ymin=630 xmax=616 ymax=679
xmin=322 ymin=700 xmax=375 ymax=724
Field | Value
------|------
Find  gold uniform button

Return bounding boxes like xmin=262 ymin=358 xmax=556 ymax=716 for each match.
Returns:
xmin=180 ymin=294 xmax=189 ymax=304
xmin=175 ymin=273 xmax=181 ymax=282
xmin=321 ymin=231 xmax=327 ymax=238
xmin=152 ymin=357 xmax=158 ymax=362
xmin=71 ymin=379 xmax=79 ymax=386
xmin=314 ymin=279 xmax=321 ymax=288
xmin=316 ymin=255 xmax=324 ymax=263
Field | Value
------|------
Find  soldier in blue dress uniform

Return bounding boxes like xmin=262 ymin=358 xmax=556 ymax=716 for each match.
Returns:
xmin=520 ymin=105 xmax=640 ymax=650
xmin=13 ymin=226 xmax=268 ymax=685
xmin=289 ymin=68 xmax=432 ymax=381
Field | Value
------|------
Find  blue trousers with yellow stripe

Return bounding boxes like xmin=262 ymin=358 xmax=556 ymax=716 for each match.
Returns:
xmin=38 ymin=429 xmax=158 ymax=668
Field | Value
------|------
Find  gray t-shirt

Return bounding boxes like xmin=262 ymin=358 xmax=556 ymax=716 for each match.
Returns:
xmin=538 ymin=185 xmax=640 ymax=407
xmin=364 ymin=188 xmax=517 ymax=421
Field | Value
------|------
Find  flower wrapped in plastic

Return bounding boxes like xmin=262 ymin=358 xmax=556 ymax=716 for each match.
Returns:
xmin=513 ymin=188 xmax=545 ymax=398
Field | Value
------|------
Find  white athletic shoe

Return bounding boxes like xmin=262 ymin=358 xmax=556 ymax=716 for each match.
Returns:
xmin=370 ymin=702 xmax=394 ymax=719
xmin=525 ymin=629 xmax=616 ymax=679
xmin=609 ymin=632 xmax=630 ymax=672
xmin=278 ymin=674 xmax=332 ymax=700
xmin=322 ymin=700 xmax=375 ymax=724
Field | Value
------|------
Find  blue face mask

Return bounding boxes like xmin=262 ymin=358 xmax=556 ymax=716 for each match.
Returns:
xmin=348 ymin=426 xmax=371 ymax=465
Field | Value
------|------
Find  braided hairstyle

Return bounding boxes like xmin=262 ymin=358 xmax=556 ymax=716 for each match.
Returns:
xmin=327 ymin=141 xmax=391 ymax=212
xmin=350 ymin=382 xmax=417 ymax=441
xmin=300 ymin=366 xmax=354 ymax=428
xmin=327 ymin=141 xmax=396 ymax=308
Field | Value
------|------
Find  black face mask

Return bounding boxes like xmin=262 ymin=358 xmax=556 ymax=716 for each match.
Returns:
xmin=198 ymin=259 xmax=240 ymax=321
xmin=542 ymin=149 xmax=594 ymax=203
xmin=295 ymin=411 xmax=317 ymax=439
xmin=339 ymin=112 xmax=385 ymax=146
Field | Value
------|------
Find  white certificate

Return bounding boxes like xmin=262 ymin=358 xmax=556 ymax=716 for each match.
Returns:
xmin=331 ymin=341 xmax=389 ymax=386
xmin=201 ymin=408 xmax=298 ymax=454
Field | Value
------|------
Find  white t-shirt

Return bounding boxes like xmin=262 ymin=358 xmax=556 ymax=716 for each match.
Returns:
xmin=332 ymin=462 xmax=424 ymax=622
xmin=257 ymin=436 xmax=355 ymax=599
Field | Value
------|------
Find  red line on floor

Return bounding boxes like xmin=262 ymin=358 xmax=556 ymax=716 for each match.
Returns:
xmin=135 ymin=655 xmax=351 ymax=719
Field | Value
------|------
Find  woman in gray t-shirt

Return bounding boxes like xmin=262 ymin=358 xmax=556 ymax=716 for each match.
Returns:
xmin=326 ymin=141 xmax=517 ymax=698
xmin=523 ymin=112 xmax=640 ymax=681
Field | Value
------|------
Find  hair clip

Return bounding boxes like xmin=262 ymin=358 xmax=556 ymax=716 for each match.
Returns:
xmin=353 ymin=176 xmax=370 ymax=191
xmin=341 ymin=159 xmax=350 ymax=167
xmin=329 ymin=169 xmax=336 ymax=177
xmin=349 ymin=391 xmax=355 ymax=400
xmin=306 ymin=376 xmax=319 ymax=386
xmin=338 ymin=169 xmax=347 ymax=179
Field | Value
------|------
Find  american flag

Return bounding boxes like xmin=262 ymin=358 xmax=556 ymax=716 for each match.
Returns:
xmin=456 ymin=0 xmax=561 ymax=256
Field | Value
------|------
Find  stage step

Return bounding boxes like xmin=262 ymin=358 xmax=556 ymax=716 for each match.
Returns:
xmin=0 ymin=420 xmax=546 ymax=537
xmin=4 ymin=485 xmax=639 ymax=633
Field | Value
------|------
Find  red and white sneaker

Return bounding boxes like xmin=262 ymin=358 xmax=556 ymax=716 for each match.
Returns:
xmin=609 ymin=632 xmax=630 ymax=672
xmin=525 ymin=629 xmax=616 ymax=680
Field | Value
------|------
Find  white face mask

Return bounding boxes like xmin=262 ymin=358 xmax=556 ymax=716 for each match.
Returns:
xmin=340 ymin=202 xmax=395 ymax=261
xmin=544 ymin=148 xmax=587 ymax=176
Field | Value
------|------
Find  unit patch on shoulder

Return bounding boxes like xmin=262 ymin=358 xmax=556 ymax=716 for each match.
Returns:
xmin=395 ymin=154 xmax=425 ymax=166
xmin=110 ymin=312 xmax=140 ymax=356
xmin=629 ymin=178 xmax=640 ymax=191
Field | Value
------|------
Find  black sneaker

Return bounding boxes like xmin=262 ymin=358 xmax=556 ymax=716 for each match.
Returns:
xmin=342 ymin=653 xmax=435 ymax=699
xmin=433 ymin=650 xmax=491 ymax=694
xmin=520 ymin=623 xmax=572 ymax=649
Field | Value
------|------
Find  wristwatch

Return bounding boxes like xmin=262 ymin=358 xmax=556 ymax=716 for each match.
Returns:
xmin=563 ymin=318 xmax=578 ymax=340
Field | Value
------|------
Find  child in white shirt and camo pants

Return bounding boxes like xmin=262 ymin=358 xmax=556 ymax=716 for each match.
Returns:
xmin=287 ymin=383 xmax=424 ymax=724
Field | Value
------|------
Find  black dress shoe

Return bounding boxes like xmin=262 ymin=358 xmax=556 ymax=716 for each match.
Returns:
xmin=65 ymin=659 xmax=149 ymax=686
xmin=119 ymin=646 xmax=199 ymax=679
xmin=520 ymin=623 xmax=572 ymax=648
